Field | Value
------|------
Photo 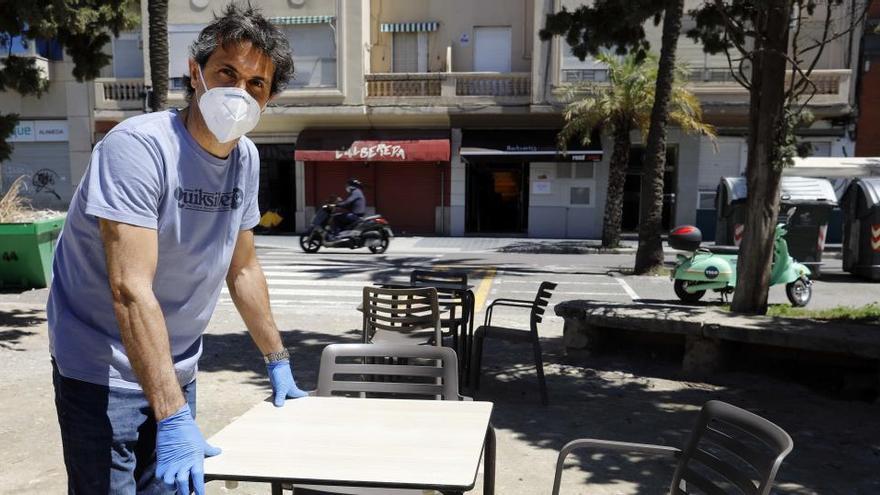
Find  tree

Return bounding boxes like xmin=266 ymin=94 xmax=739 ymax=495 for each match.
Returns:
xmin=147 ymin=0 xmax=168 ymax=112
xmin=541 ymin=0 xmax=687 ymax=274
xmin=687 ymin=0 xmax=871 ymax=314
xmin=557 ymin=52 xmax=715 ymax=248
xmin=0 ymin=1 xmax=137 ymax=163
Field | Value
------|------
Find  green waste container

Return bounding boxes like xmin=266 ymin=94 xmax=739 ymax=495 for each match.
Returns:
xmin=0 ymin=216 xmax=65 ymax=289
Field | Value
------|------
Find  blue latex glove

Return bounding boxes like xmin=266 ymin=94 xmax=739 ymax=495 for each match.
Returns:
xmin=156 ymin=404 xmax=221 ymax=495
xmin=267 ymin=359 xmax=308 ymax=406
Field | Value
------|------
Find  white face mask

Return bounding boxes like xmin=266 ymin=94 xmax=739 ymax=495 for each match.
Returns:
xmin=197 ymin=65 xmax=262 ymax=143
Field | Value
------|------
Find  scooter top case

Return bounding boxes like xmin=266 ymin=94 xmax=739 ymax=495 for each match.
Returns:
xmin=669 ymin=226 xmax=737 ymax=285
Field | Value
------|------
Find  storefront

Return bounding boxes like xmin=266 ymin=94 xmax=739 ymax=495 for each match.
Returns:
xmin=3 ymin=120 xmax=71 ymax=210
xmin=295 ymin=130 xmax=451 ymax=235
xmin=460 ymin=129 xmax=603 ymax=238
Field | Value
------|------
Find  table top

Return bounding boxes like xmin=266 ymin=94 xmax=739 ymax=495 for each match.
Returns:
xmin=378 ymin=281 xmax=474 ymax=292
xmin=204 ymin=397 xmax=494 ymax=490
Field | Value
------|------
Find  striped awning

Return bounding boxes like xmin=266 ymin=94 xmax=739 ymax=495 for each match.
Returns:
xmin=379 ymin=21 xmax=439 ymax=33
xmin=268 ymin=15 xmax=335 ymax=25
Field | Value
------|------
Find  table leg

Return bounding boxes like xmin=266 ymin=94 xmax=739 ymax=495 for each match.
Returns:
xmin=271 ymin=481 xmax=283 ymax=495
xmin=484 ymin=424 xmax=496 ymax=495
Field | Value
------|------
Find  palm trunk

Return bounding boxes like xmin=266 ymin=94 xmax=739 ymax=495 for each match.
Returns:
xmin=730 ymin=0 xmax=792 ymax=314
xmin=602 ymin=125 xmax=631 ymax=248
xmin=634 ymin=0 xmax=683 ymax=274
xmin=147 ymin=0 xmax=169 ymax=112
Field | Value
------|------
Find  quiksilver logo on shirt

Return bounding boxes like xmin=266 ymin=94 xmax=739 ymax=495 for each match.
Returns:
xmin=174 ymin=187 xmax=243 ymax=212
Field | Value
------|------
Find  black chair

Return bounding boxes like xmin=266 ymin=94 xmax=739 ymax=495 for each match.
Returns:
xmin=409 ymin=270 xmax=472 ymax=358
xmin=470 ymin=281 xmax=556 ymax=405
xmin=551 ymin=400 xmax=794 ymax=495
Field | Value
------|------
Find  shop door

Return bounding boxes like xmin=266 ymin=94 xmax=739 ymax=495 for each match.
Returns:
xmin=256 ymin=144 xmax=296 ymax=232
xmin=375 ymin=164 xmax=440 ymax=235
xmin=466 ymin=162 xmax=528 ymax=234
xmin=622 ymin=146 xmax=678 ymax=232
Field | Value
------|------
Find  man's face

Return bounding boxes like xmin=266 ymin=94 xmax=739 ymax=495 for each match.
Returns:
xmin=189 ymin=41 xmax=275 ymax=107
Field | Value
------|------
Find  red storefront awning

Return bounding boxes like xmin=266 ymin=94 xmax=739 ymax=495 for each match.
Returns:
xmin=294 ymin=129 xmax=450 ymax=162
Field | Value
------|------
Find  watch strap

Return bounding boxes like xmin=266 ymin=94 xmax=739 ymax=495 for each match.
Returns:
xmin=263 ymin=348 xmax=290 ymax=364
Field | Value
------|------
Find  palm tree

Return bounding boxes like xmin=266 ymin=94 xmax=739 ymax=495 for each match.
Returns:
xmin=147 ymin=0 xmax=168 ymax=112
xmin=558 ymin=52 xmax=714 ymax=248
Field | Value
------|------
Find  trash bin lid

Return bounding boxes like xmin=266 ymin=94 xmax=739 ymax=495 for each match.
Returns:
xmin=852 ymin=177 xmax=880 ymax=209
xmin=719 ymin=176 xmax=838 ymax=206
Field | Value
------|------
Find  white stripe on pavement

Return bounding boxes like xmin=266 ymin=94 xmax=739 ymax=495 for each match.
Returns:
xmin=221 ymin=288 xmax=364 ymax=297
xmin=490 ymin=289 xmax=623 ymax=296
xmin=615 ymin=277 xmax=641 ymax=301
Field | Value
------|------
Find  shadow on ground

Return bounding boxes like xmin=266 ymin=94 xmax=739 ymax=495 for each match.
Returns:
xmin=197 ymin=324 xmax=880 ymax=494
xmin=0 ymin=308 xmax=44 ymax=350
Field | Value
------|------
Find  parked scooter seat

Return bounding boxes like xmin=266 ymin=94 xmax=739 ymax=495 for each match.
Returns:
xmin=707 ymin=245 xmax=740 ymax=255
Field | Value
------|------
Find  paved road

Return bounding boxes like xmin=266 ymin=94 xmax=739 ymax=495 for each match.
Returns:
xmin=3 ymin=241 xmax=880 ymax=494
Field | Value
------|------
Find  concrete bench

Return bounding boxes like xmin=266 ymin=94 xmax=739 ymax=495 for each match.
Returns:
xmin=555 ymin=300 xmax=880 ymax=380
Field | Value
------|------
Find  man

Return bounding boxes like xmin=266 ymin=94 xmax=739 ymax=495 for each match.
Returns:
xmin=47 ymin=5 xmax=305 ymax=494
xmin=330 ymin=178 xmax=366 ymax=237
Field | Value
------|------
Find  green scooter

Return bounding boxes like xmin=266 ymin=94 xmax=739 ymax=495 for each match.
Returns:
xmin=669 ymin=221 xmax=813 ymax=307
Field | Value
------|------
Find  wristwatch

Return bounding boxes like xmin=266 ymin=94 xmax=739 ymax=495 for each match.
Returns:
xmin=263 ymin=348 xmax=290 ymax=364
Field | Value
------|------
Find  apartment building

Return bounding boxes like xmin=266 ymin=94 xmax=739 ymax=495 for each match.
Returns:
xmin=0 ymin=0 xmax=864 ymax=238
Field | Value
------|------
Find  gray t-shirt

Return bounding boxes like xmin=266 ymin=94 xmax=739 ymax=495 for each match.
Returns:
xmin=48 ymin=109 xmax=260 ymax=389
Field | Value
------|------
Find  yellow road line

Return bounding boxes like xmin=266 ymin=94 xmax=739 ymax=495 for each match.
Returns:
xmin=472 ymin=267 xmax=496 ymax=312
xmin=427 ymin=264 xmax=496 ymax=312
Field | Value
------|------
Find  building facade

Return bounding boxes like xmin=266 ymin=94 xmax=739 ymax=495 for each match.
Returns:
xmin=0 ymin=0 xmax=866 ymax=238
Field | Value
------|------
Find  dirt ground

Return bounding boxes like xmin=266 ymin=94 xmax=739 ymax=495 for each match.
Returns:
xmin=2 ymin=293 xmax=879 ymax=494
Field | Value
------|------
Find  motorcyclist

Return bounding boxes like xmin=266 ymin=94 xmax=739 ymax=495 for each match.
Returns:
xmin=330 ymin=178 xmax=366 ymax=237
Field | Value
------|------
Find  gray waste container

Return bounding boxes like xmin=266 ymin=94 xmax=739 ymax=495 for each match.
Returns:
xmin=842 ymin=177 xmax=880 ymax=281
xmin=715 ymin=176 xmax=837 ymax=276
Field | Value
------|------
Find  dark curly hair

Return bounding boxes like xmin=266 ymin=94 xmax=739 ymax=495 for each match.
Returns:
xmin=182 ymin=2 xmax=294 ymax=102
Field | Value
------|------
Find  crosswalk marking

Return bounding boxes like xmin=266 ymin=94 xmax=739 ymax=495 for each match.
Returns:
xmin=215 ymin=249 xmax=637 ymax=313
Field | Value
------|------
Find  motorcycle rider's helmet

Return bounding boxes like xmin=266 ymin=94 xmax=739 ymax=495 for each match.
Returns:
xmin=346 ymin=178 xmax=362 ymax=192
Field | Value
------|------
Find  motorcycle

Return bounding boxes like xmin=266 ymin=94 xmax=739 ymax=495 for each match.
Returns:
xmin=669 ymin=216 xmax=812 ymax=307
xmin=299 ymin=203 xmax=393 ymax=254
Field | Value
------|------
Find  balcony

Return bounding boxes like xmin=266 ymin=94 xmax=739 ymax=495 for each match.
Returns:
xmin=94 ymin=78 xmax=147 ymax=111
xmin=559 ymin=68 xmax=852 ymax=114
xmin=365 ymin=72 xmax=531 ymax=106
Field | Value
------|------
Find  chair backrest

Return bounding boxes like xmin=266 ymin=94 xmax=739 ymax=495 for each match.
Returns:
xmin=530 ymin=281 xmax=557 ymax=327
xmin=362 ymin=286 xmax=441 ymax=345
xmin=316 ymin=343 xmax=461 ymax=400
xmin=670 ymin=400 xmax=794 ymax=495
xmin=410 ymin=269 xmax=468 ymax=287
xmin=410 ymin=270 xmax=470 ymax=324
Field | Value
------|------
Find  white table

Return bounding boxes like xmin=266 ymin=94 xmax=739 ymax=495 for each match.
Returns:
xmin=204 ymin=397 xmax=495 ymax=494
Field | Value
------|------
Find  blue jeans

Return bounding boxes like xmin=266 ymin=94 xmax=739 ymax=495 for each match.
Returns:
xmin=52 ymin=361 xmax=197 ymax=494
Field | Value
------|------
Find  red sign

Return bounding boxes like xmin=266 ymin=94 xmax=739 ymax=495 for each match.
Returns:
xmin=295 ymin=139 xmax=450 ymax=162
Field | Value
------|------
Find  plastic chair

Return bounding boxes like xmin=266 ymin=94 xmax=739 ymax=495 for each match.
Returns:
xmin=291 ymin=344 xmax=495 ymax=495
xmin=409 ymin=270 xmax=472 ymax=360
xmin=362 ymin=286 xmax=441 ymax=347
xmin=470 ymin=281 xmax=556 ymax=405
xmin=551 ymin=400 xmax=794 ymax=495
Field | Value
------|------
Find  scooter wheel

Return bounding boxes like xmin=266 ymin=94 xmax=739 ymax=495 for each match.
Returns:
xmin=368 ymin=232 xmax=390 ymax=254
xmin=674 ymin=279 xmax=705 ymax=303
xmin=299 ymin=233 xmax=321 ymax=253
xmin=786 ymin=278 xmax=812 ymax=307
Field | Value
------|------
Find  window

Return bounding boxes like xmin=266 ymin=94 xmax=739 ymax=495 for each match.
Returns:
xmin=168 ymin=25 xmax=205 ymax=88
xmin=574 ymin=163 xmax=594 ymax=179
xmin=284 ymin=24 xmax=337 ymax=88
xmin=570 ymin=186 xmax=592 ymax=205
xmin=392 ymin=32 xmax=419 ymax=72
xmin=112 ymin=33 xmax=144 ymax=78
xmin=697 ymin=191 xmax=717 ymax=210
xmin=556 ymin=163 xmax=572 ymax=179
xmin=0 ymin=33 xmax=63 ymax=60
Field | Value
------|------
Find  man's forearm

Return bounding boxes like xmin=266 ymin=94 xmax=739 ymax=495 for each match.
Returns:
xmin=113 ymin=290 xmax=185 ymax=420
xmin=226 ymin=261 xmax=284 ymax=355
